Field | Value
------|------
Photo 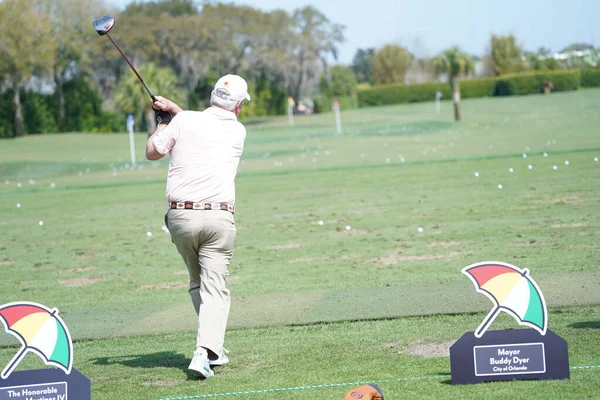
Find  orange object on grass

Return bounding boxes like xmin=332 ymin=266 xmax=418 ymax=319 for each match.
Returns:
xmin=343 ymin=383 xmax=384 ymax=399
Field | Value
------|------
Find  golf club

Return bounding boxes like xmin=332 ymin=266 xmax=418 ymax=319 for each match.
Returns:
xmin=93 ymin=15 xmax=157 ymax=102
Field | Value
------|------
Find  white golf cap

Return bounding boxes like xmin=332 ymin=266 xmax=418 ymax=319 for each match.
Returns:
xmin=213 ymin=74 xmax=251 ymax=101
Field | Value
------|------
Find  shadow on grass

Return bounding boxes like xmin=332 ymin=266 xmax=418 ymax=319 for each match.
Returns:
xmin=92 ymin=351 xmax=203 ymax=380
xmin=435 ymin=372 xmax=452 ymax=385
xmin=569 ymin=321 xmax=600 ymax=329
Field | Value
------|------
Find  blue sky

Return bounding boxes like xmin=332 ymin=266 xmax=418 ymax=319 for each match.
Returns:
xmin=108 ymin=0 xmax=598 ymax=64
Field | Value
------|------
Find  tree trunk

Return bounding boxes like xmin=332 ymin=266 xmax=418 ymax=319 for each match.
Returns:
xmin=452 ymin=77 xmax=461 ymax=121
xmin=319 ymin=55 xmax=331 ymax=86
xmin=54 ymin=69 xmax=66 ymax=132
xmin=12 ymin=81 xmax=23 ymax=137
xmin=293 ymin=51 xmax=305 ymax=101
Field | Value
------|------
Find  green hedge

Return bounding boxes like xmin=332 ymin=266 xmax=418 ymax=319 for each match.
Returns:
xmin=581 ymin=70 xmax=600 ymax=87
xmin=357 ymin=70 xmax=583 ymax=108
xmin=495 ymin=70 xmax=580 ymax=96
xmin=358 ymin=82 xmax=451 ymax=107
xmin=459 ymin=77 xmax=498 ymax=99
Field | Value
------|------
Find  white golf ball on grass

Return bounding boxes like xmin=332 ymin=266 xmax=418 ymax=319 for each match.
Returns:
xmin=146 ymin=231 xmax=152 ymax=237
xmin=345 ymin=225 xmax=351 ymax=231
xmin=417 ymin=227 xmax=424 ymax=233
xmin=38 ymin=221 xmax=44 ymax=226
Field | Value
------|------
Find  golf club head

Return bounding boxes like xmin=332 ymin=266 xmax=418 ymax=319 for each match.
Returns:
xmin=93 ymin=15 xmax=114 ymax=36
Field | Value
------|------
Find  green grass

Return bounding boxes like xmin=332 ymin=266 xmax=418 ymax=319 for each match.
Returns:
xmin=2 ymin=308 xmax=598 ymax=399
xmin=0 ymin=89 xmax=599 ymax=399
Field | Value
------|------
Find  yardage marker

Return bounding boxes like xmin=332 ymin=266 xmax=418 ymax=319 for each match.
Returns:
xmin=155 ymin=365 xmax=600 ymax=400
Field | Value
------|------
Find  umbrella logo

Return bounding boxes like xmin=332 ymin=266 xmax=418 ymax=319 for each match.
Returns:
xmin=0 ymin=302 xmax=73 ymax=379
xmin=462 ymin=262 xmax=548 ymax=338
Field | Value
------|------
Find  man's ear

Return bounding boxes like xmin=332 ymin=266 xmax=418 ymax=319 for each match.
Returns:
xmin=235 ymin=101 xmax=243 ymax=116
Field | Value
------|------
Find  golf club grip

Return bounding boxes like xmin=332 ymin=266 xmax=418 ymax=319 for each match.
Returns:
xmin=142 ymin=83 xmax=157 ymax=102
xmin=106 ymin=34 xmax=156 ymax=102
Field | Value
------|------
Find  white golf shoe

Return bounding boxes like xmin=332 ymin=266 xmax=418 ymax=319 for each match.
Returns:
xmin=188 ymin=351 xmax=214 ymax=378
xmin=210 ymin=348 xmax=230 ymax=366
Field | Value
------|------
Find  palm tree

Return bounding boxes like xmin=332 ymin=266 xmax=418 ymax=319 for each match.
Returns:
xmin=115 ymin=63 xmax=184 ymax=135
xmin=433 ymin=47 xmax=474 ymax=121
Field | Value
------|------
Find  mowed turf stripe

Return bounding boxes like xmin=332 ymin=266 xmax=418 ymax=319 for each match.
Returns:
xmin=3 ymin=146 xmax=600 ymax=196
xmin=117 ymin=290 xmax=327 ymax=337
xmin=117 ymin=271 xmax=600 ymax=336
xmin=154 ymin=366 xmax=600 ymax=400
xmin=292 ymin=272 xmax=600 ymax=325
xmin=1 ymin=271 xmax=593 ymax=346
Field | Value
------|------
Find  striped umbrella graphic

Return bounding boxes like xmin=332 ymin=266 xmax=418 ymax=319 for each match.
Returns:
xmin=462 ymin=262 xmax=547 ymax=338
xmin=0 ymin=302 xmax=73 ymax=379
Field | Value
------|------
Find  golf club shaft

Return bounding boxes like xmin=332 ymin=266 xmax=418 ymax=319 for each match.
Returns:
xmin=106 ymin=34 xmax=157 ymax=102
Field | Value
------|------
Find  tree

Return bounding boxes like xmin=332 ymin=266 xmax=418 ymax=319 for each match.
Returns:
xmin=351 ymin=48 xmax=374 ymax=84
xmin=319 ymin=65 xmax=358 ymax=109
xmin=372 ymin=44 xmax=412 ymax=85
xmin=47 ymin=0 xmax=109 ymax=132
xmin=433 ymin=47 xmax=474 ymax=121
xmin=93 ymin=3 xmax=345 ymax=118
xmin=114 ymin=63 xmax=184 ymax=134
xmin=123 ymin=0 xmax=198 ymax=17
xmin=246 ymin=9 xmax=297 ymax=95
xmin=488 ymin=34 xmax=524 ymax=75
xmin=285 ymin=6 xmax=345 ymax=101
xmin=0 ymin=0 xmax=56 ymax=137
xmin=127 ymin=3 xmax=214 ymax=90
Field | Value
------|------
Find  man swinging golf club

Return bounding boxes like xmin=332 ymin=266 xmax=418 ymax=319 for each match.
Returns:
xmin=146 ymin=74 xmax=251 ymax=378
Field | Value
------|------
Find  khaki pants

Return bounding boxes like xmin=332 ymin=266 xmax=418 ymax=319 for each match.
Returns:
xmin=166 ymin=209 xmax=236 ymax=359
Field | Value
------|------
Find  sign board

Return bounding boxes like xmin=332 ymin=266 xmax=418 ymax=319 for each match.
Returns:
xmin=0 ymin=302 xmax=90 ymax=399
xmin=0 ymin=368 xmax=90 ymax=400
xmin=450 ymin=262 xmax=569 ymax=384
xmin=450 ymin=328 xmax=569 ymax=384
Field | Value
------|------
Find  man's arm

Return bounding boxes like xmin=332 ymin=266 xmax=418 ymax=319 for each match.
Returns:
xmin=146 ymin=125 xmax=167 ymax=160
xmin=145 ymin=95 xmax=182 ymax=160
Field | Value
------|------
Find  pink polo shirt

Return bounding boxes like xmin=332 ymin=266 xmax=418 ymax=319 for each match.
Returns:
xmin=152 ymin=106 xmax=246 ymax=205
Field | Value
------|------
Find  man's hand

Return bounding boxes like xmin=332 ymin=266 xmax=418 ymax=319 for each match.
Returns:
xmin=152 ymin=96 xmax=183 ymax=116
